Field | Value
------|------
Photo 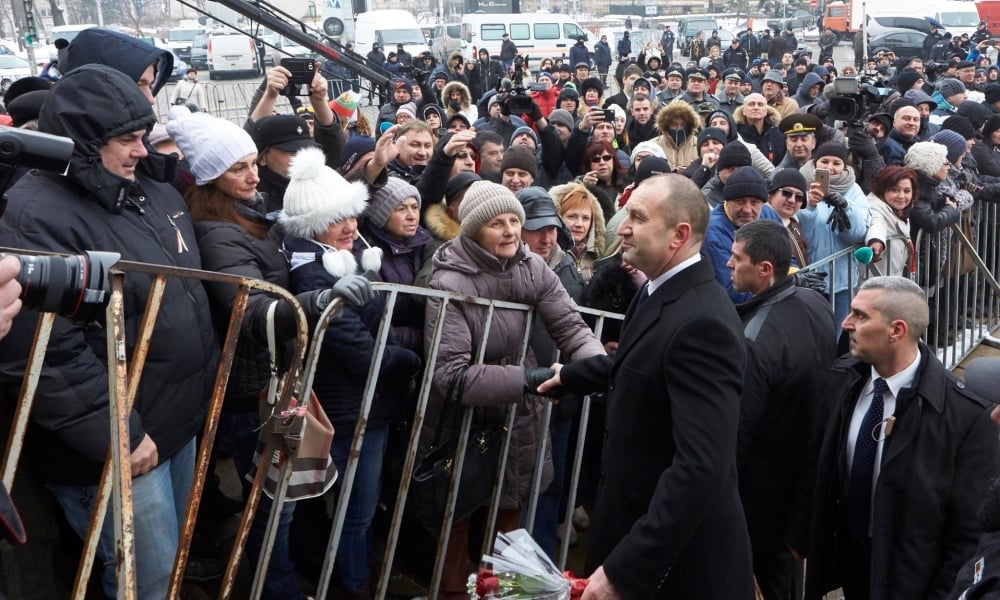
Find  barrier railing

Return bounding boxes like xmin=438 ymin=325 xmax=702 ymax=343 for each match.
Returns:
xmin=5 ymin=210 xmax=998 ymax=598
xmin=796 ymin=200 xmax=1000 ymax=370
xmin=0 ymin=257 xmax=625 ymax=599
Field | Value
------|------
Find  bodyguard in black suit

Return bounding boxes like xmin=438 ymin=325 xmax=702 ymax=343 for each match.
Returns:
xmin=801 ymin=276 xmax=999 ymax=600
xmin=538 ymin=174 xmax=755 ymax=599
xmin=727 ymin=220 xmax=839 ymax=600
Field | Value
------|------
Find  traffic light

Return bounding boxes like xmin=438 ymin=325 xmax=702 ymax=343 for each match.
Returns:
xmin=25 ymin=32 xmax=33 ymax=45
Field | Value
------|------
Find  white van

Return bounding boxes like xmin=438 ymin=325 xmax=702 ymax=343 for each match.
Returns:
xmin=928 ymin=1 xmax=981 ymax=37
xmin=207 ymin=32 xmax=262 ymax=79
xmin=460 ymin=13 xmax=590 ymax=62
xmin=353 ymin=10 xmax=427 ymax=60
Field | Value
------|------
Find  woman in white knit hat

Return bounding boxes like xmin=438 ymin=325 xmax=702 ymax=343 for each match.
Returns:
xmin=420 ymin=180 xmax=606 ymax=598
xmin=167 ymin=108 xmax=371 ymax=600
xmin=279 ymin=147 xmax=422 ymax=598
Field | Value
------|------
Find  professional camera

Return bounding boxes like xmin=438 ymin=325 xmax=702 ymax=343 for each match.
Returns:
xmin=506 ymin=85 xmax=534 ymax=115
xmin=827 ymin=76 xmax=887 ymax=125
xmin=0 ymin=126 xmax=120 ymax=323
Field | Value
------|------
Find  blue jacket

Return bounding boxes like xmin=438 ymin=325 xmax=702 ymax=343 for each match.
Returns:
xmin=704 ymin=202 xmax=783 ymax=303
xmin=569 ymin=42 xmax=590 ymax=68
xmin=796 ymin=183 xmax=870 ymax=294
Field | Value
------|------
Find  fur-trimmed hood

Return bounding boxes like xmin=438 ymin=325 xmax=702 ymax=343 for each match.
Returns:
xmin=423 ymin=201 xmax=462 ymax=242
xmin=655 ymin=99 xmax=702 ymax=136
xmin=732 ymin=103 xmax=781 ymax=127
xmin=548 ymin=181 xmax=608 ymax=258
xmin=442 ymin=80 xmax=472 ymax=112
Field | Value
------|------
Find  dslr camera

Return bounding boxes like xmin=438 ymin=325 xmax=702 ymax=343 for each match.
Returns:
xmin=0 ymin=126 xmax=119 ymax=323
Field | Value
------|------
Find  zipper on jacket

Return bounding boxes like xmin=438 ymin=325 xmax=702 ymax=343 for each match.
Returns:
xmin=166 ymin=211 xmax=190 ymax=254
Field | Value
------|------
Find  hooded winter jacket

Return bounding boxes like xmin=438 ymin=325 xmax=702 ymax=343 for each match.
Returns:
xmin=654 ymin=100 xmax=702 ymax=171
xmin=422 ymin=235 xmax=605 ymax=509
xmin=64 ymin=28 xmax=174 ymax=98
xmin=0 ymin=65 xmax=218 ymax=485
xmin=733 ymin=103 xmax=787 ymax=166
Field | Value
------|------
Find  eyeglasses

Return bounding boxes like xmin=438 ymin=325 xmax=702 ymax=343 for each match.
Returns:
xmin=591 ymin=154 xmax=614 ymax=163
xmin=779 ymin=188 xmax=806 ymax=203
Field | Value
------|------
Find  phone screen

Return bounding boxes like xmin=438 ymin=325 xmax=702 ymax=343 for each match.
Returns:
xmin=815 ymin=168 xmax=830 ymax=195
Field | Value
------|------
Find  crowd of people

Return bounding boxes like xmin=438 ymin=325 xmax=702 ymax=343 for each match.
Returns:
xmin=3 ymin=19 xmax=1000 ymax=600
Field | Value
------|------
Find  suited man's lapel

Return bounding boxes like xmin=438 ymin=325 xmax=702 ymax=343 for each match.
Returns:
xmin=612 ymin=260 xmax=710 ymax=372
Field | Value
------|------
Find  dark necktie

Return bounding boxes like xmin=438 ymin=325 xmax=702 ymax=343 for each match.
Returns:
xmin=634 ymin=283 xmax=650 ymax=312
xmin=847 ymin=377 xmax=890 ymax=538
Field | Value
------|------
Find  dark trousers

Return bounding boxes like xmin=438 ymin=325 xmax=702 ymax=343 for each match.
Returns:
xmin=835 ymin=534 xmax=872 ymax=600
xmin=752 ymin=540 xmax=803 ymax=600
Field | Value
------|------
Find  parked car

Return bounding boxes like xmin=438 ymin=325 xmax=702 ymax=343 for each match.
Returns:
xmin=268 ymin=36 xmax=316 ymax=68
xmin=429 ymin=22 xmax=462 ymax=62
xmin=867 ymin=30 xmax=926 ymax=58
xmin=0 ymin=55 xmax=31 ymax=93
xmin=207 ymin=32 xmax=263 ymax=80
xmin=677 ymin=16 xmax=720 ymax=55
xmin=768 ymin=10 xmax=816 ymax=33
xmin=865 ymin=13 xmax=940 ymax=39
xmin=189 ymin=33 xmax=209 ymax=70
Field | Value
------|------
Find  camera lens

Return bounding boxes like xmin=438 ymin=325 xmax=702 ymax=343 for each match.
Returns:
xmin=14 ymin=251 xmax=120 ymax=322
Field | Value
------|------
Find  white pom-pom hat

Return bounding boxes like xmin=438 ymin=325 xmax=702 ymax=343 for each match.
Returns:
xmin=279 ymin=147 xmax=370 ymax=240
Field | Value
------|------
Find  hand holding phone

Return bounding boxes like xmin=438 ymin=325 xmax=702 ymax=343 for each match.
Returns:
xmin=280 ymin=58 xmax=316 ymax=96
xmin=814 ymin=167 xmax=830 ymax=196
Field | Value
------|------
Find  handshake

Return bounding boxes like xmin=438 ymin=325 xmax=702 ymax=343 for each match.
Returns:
xmin=524 ymin=367 xmax=564 ymax=398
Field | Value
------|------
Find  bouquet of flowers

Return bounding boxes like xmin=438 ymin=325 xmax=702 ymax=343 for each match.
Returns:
xmin=468 ymin=529 xmax=588 ymax=599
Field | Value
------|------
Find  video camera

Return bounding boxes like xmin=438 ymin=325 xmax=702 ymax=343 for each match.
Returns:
xmin=0 ymin=126 xmax=120 ymax=323
xmin=827 ymin=76 xmax=889 ymax=125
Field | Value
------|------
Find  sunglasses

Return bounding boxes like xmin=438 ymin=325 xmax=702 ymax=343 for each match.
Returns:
xmin=779 ymin=188 xmax=806 ymax=203
xmin=590 ymin=154 xmax=614 ymax=163
xmin=456 ymin=151 xmax=475 ymax=160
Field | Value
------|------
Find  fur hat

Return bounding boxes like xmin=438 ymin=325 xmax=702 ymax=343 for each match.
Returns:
xmin=904 ymin=141 xmax=949 ymax=178
xmin=280 ymin=147 xmax=371 ymax=240
xmin=724 ymin=166 xmax=768 ymax=202
xmin=459 ymin=180 xmax=526 ymax=238
xmin=932 ymin=129 xmax=967 ymax=163
xmin=500 ymin=145 xmax=538 ymax=179
xmin=716 ymin=141 xmax=752 ymax=171
xmin=367 ymin=176 xmax=421 ymax=228
xmin=166 ymin=106 xmax=258 ymax=186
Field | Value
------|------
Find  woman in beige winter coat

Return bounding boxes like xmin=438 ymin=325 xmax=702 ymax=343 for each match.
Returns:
xmin=422 ymin=181 xmax=605 ymax=598
xmin=549 ymin=181 xmax=608 ymax=284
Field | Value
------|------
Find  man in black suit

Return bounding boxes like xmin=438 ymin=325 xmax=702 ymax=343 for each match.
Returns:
xmin=726 ymin=220 xmax=838 ymax=600
xmin=538 ymin=174 xmax=755 ymax=599
xmin=801 ymin=276 xmax=999 ymax=599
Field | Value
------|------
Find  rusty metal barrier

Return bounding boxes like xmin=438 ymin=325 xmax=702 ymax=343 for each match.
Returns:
xmin=0 ymin=254 xmax=313 ymax=599
xmin=239 ymin=280 xmax=624 ymax=600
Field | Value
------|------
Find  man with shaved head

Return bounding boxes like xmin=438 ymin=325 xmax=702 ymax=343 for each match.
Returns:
xmin=879 ymin=105 xmax=922 ymax=166
xmin=800 ymin=277 xmax=998 ymax=600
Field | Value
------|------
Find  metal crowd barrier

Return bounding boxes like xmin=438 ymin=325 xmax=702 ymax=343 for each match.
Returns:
xmin=8 ymin=217 xmax=999 ymax=598
xmin=795 ymin=199 xmax=1000 ymax=371
xmin=0 ymin=256 xmax=313 ymax=599
xmin=0 ymin=257 xmax=625 ymax=599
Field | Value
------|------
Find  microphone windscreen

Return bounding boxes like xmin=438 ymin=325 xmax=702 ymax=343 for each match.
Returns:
xmin=854 ymin=246 xmax=874 ymax=265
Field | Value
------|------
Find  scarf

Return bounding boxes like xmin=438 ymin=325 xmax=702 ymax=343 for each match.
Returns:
xmin=800 ymin=161 xmax=857 ymax=194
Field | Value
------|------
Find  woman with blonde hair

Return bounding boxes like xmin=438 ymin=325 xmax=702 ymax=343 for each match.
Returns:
xmin=549 ymin=181 xmax=608 ymax=284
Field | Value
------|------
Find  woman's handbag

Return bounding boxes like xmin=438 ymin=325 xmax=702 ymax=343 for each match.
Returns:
xmin=409 ymin=366 xmax=505 ymax=534
xmin=246 ymin=301 xmax=339 ymax=501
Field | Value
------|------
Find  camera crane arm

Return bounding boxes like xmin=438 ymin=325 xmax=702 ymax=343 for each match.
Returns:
xmin=204 ymin=0 xmax=393 ymax=95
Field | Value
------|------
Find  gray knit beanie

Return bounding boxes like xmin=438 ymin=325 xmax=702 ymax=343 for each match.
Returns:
xmin=936 ymin=77 xmax=966 ymax=101
xmin=458 ymin=180 xmax=526 ymax=238
xmin=367 ymin=177 xmax=421 ymax=228
xmin=903 ymin=141 xmax=948 ymax=179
